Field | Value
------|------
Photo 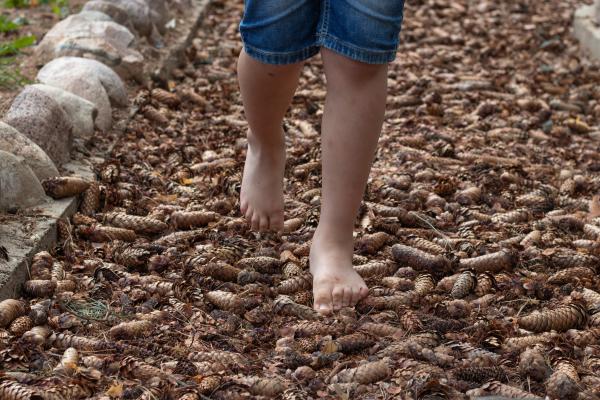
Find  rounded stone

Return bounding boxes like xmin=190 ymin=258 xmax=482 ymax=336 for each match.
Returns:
xmin=3 ymin=86 xmax=73 ymax=166
xmin=30 ymin=84 xmax=98 ymax=140
xmin=0 ymin=150 xmax=48 ymax=212
xmin=37 ymin=57 xmax=128 ymax=107
xmin=37 ymin=57 xmax=129 ymax=131
xmin=0 ymin=121 xmax=59 ymax=181
xmin=104 ymin=0 xmax=153 ymax=37
xmin=82 ymin=0 xmax=134 ymax=29
xmin=34 ymin=12 xmax=144 ymax=81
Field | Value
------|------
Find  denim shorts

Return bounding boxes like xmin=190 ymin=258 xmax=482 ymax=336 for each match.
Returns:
xmin=239 ymin=0 xmax=405 ymax=65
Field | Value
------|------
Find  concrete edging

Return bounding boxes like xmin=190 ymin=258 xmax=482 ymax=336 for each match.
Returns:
xmin=573 ymin=4 xmax=600 ymax=61
xmin=0 ymin=0 xmax=212 ymax=300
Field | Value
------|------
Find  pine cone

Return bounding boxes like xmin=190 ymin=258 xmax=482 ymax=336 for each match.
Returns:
xmin=151 ymin=88 xmax=181 ymax=108
xmin=109 ymin=320 xmax=153 ymax=340
xmin=475 ymin=272 xmax=497 ymax=296
xmin=0 ymin=299 xmax=27 ymax=328
xmin=406 ymin=236 xmax=445 ymax=255
xmin=22 ymin=280 xmax=57 ymax=297
xmin=283 ymin=218 xmax=304 ymax=233
xmin=237 ymin=256 xmax=282 ymax=274
xmin=546 ymin=358 xmax=580 ymax=400
xmin=360 ymin=321 xmax=403 ymax=338
xmin=354 ymin=261 xmax=396 ymax=278
xmin=276 ymin=274 xmax=312 ymax=295
xmin=322 ymin=332 xmax=374 ymax=354
xmin=356 ymin=232 xmax=390 ymax=254
xmin=548 ymin=267 xmax=595 ymax=286
xmin=143 ymin=105 xmax=169 ymax=126
xmin=450 ymin=270 xmax=477 ymax=298
xmin=8 ymin=315 xmax=33 ymax=337
xmin=104 ymin=212 xmax=168 ymax=234
xmin=196 ymin=261 xmax=241 ymax=282
xmin=205 ymin=290 xmax=245 ymax=314
xmin=282 ymin=262 xmax=304 ymax=278
xmin=518 ymin=303 xmax=587 ymax=332
xmin=331 ymin=359 xmax=391 ymax=384
xmin=42 ymin=176 xmax=90 ymax=199
xmin=113 ymin=245 xmax=151 ymax=269
xmin=392 ymin=244 xmax=453 ymax=277
xmin=0 ymin=381 xmax=41 ymax=399
xmin=459 ymin=250 xmax=516 ymax=273
xmin=170 ymin=210 xmax=218 ymax=229
xmin=414 ymin=274 xmax=435 ymax=296
xmin=274 ymin=295 xmax=319 ymax=320
xmin=80 ymin=182 xmax=100 ymax=215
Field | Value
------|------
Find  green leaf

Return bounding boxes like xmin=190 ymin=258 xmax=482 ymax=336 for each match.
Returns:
xmin=0 ymin=34 xmax=36 ymax=57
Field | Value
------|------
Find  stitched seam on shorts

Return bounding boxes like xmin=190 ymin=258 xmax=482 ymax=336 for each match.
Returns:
xmin=319 ymin=0 xmax=330 ymax=37
xmin=319 ymin=33 xmax=399 ymax=55
xmin=243 ymin=41 xmax=317 ymax=57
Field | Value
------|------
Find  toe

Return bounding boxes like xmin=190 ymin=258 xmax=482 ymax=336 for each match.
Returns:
xmin=359 ymin=286 xmax=369 ymax=301
xmin=251 ymin=214 xmax=261 ymax=231
xmin=350 ymin=287 xmax=361 ymax=305
xmin=258 ymin=215 xmax=269 ymax=232
xmin=332 ymin=286 xmax=344 ymax=310
xmin=270 ymin=214 xmax=284 ymax=233
xmin=313 ymin=285 xmax=333 ymax=316
xmin=244 ymin=207 xmax=253 ymax=222
xmin=315 ymin=303 xmax=333 ymax=316
xmin=342 ymin=287 xmax=352 ymax=307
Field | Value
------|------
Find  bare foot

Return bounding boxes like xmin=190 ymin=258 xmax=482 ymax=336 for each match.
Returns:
xmin=240 ymin=130 xmax=285 ymax=232
xmin=310 ymin=229 xmax=369 ymax=315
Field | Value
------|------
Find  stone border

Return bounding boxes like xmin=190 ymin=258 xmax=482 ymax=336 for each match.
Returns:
xmin=574 ymin=2 xmax=600 ymax=61
xmin=0 ymin=0 xmax=212 ymax=300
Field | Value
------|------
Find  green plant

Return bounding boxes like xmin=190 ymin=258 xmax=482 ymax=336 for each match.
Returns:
xmin=3 ymin=0 xmax=29 ymax=8
xmin=0 ymin=16 xmax=22 ymax=32
xmin=0 ymin=57 xmax=30 ymax=88
xmin=0 ymin=34 xmax=35 ymax=57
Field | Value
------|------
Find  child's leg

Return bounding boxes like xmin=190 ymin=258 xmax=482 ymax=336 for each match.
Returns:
xmin=237 ymin=50 xmax=304 ymax=232
xmin=310 ymin=48 xmax=388 ymax=315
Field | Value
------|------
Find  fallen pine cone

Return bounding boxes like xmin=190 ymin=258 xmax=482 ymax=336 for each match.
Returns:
xmin=8 ymin=315 xmax=33 ymax=336
xmin=78 ymin=225 xmax=137 ymax=242
xmin=0 ymin=381 xmax=42 ymax=400
xmin=450 ymin=270 xmax=477 ymax=299
xmin=321 ymin=332 xmax=375 ymax=354
xmin=22 ymin=280 xmax=57 ymax=298
xmin=459 ymin=250 xmax=516 ymax=273
xmin=42 ymin=176 xmax=90 ymax=199
xmin=237 ymin=256 xmax=282 ymax=274
xmin=546 ymin=358 xmax=580 ymax=400
xmin=0 ymin=299 xmax=27 ymax=328
xmin=142 ymin=105 xmax=169 ymax=126
xmin=170 ymin=210 xmax=219 ymax=229
xmin=104 ymin=212 xmax=168 ymax=234
xmin=518 ymin=303 xmax=587 ymax=333
xmin=276 ymin=274 xmax=312 ymax=295
xmin=330 ymin=358 xmax=391 ymax=384
xmin=354 ymin=261 xmax=396 ymax=278
xmin=80 ymin=182 xmax=100 ymax=215
xmin=151 ymin=88 xmax=181 ymax=108
xmin=274 ymin=295 xmax=319 ymax=320
xmin=356 ymin=232 xmax=390 ymax=254
xmin=109 ymin=320 xmax=153 ymax=339
xmin=205 ymin=290 xmax=245 ymax=314
xmin=391 ymin=244 xmax=454 ymax=277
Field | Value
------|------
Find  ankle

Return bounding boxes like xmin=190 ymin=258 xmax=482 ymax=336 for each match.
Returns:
xmin=247 ymin=129 xmax=284 ymax=153
xmin=312 ymin=224 xmax=354 ymax=251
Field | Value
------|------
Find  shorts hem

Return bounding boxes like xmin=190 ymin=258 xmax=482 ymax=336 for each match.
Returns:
xmin=242 ymin=41 xmax=319 ymax=65
xmin=317 ymin=34 xmax=397 ymax=64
